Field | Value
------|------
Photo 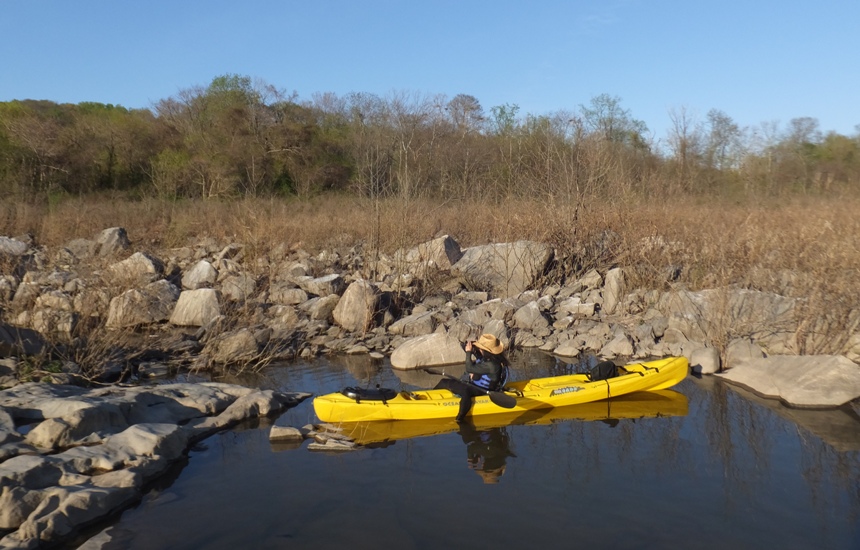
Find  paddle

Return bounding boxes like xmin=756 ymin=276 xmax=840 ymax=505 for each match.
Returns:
xmin=422 ymin=368 xmax=518 ymax=409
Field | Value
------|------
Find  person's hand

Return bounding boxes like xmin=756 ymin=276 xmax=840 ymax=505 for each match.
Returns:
xmin=465 ymin=341 xmax=473 ymax=352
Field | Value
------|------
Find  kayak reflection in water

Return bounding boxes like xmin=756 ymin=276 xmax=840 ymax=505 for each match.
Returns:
xmin=458 ymin=423 xmax=516 ymax=484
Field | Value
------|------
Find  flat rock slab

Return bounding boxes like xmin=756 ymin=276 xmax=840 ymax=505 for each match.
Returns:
xmin=0 ymin=382 xmax=310 ymax=549
xmin=717 ymin=355 xmax=860 ymax=408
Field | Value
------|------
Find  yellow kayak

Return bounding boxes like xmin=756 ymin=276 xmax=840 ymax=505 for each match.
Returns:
xmin=340 ymin=389 xmax=689 ymax=446
xmin=313 ymin=356 xmax=689 ymax=423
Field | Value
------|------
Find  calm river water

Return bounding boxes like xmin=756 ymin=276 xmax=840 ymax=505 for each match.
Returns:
xmin=77 ymin=352 xmax=860 ymax=550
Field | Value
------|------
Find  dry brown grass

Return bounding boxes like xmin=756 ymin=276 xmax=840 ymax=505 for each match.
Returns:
xmin=3 ymin=192 xmax=858 ymax=354
xmin=3 ymin=193 xmax=858 ymax=287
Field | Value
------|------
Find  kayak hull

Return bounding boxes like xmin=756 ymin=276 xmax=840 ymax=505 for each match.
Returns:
xmin=313 ymin=356 xmax=689 ymax=423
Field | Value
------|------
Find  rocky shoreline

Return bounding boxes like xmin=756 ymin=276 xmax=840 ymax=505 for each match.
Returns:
xmin=2 ymin=228 xmax=860 ymax=548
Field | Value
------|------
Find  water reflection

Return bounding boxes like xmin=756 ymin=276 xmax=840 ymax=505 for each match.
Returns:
xmin=338 ymin=389 xmax=689 ymax=446
xmin=85 ymin=351 xmax=860 ymax=550
xmin=458 ymin=424 xmax=515 ymax=484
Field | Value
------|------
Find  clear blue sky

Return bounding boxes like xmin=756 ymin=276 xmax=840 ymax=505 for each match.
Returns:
xmin=2 ymin=0 xmax=858 ymax=142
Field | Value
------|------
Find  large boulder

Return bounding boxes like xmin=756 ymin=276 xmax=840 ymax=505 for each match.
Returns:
xmin=602 ymin=267 xmax=624 ymax=315
xmin=690 ymin=346 xmax=721 ymax=374
xmin=717 ymin=355 xmax=860 ymax=407
xmin=302 ymin=295 xmax=340 ymax=322
xmin=388 ymin=311 xmax=436 ymax=337
xmin=220 ymin=273 xmax=257 ymax=302
xmin=557 ymin=296 xmax=596 ymax=318
xmin=269 ymin=284 xmax=308 ymax=306
xmin=169 ymin=289 xmax=221 ymax=327
xmin=0 ymin=237 xmax=29 ymax=258
xmin=202 ymin=328 xmax=260 ymax=365
xmin=95 ymin=227 xmax=131 ymax=257
xmin=105 ymin=252 xmax=165 ymax=287
xmin=181 ymin=260 xmax=218 ymax=290
xmin=451 ymin=241 xmax=552 ymax=298
xmin=512 ymin=301 xmax=550 ymax=332
xmin=332 ymin=280 xmax=380 ymax=333
xmin=395 ymin=235 xmax=463 ymax=274
xmin=297 ymin=274 xmax=345 ymax=297
xmin=390 ymin=333 xmax=464 ymax=370
xmin=658 ymin=288 xmax=798 ymax=353
xmin=106 ymin=280 xmax=180 ymax=328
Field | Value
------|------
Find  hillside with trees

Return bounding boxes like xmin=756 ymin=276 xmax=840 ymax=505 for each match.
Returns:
xmin=1 ymin=74 xmax=858 ymax=202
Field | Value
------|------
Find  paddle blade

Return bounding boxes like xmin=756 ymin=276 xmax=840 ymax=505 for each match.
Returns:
xmin=488 ymin=391 xmax=517 ymax=409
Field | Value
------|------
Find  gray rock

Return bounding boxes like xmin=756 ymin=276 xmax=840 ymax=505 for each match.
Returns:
xmin=390 ymin=332 xmax=463 ymax=370
xmin=105 ymin=252 xmax=164 ymax=287
xmin=554 ymin=339 xmax=581 ymax=358
xmin=388 ymin=311 xmax=436 ymax=337
xmin=73 ymin=288 xmax=111 ymax=318
xmin=659 ymin=288 xmax=797 ymax=353
xmin=0 ymin=380 xmax=310 ymax=547
xmin=512 ymin=301 xmax=549 ymax=331
xmin=203 ymin=328 xmax=260 ymax=365
xmin=717 ymin=355 xmax=860 ymax=407
xmin=602 ymin=267 xmax=624 ymax=315
xmin=481 ymin=319 xmax=510 ymax=349
xmin=64 ymin=238 xmax=99 ymax=260
xmin=269 ymin=284 xmax=308 ymax=306
xmin=577 ymin=269 xmax=603 ymax=290
xmin=269 ymin=425 xmax=304 ymax=442
xmin=515 ymin=332 xmax=544 ymax=348
xmin=211 ymin=390 xmax=287 ymax=424
xmin=308 ymin=439 xmax=357 ymax=452
xmin=95 ymin=227 xmax=131 ymax=257
xmin=137 ymin=362 xmax=171 ymax=379
xmin=303 ymin=294 xmax=340 ymax=322
xmin=11 ymin=281 xmax=40 ymax=311
xmin=215 ymin=243 xmax=244 ymax=262
xmin=0 ymin=237 xmax=29 ymax=257
xmin=451 ymin=241 xmax=552 ymax=298
xmin=333 ymin=279 xmax=379 ymax=333
xmin=475 ymin=298 xmax=520 ymax=322
xmin=690 ymin=346 xmax=721 ymax=374
xmin=31 ymin=307 xmax=78 ymax=338
xmin=106 ymin=280 xmax=180 ymax=328
xmin=181 ymin=259 xmax=218 ymax=290
xmin=298 ymin=274 xmax=345 ymax=297
xmin=599 ymin=328 xmax=633 ymax=358
xmin=220 ymin=273 xmax=257 ymax=302
xmin=170 ymin=288 xmax=221 ymax=327
xmin=725 ymin=338 xmax=766 ymax=369
xmin=0 ymin=275 xmax=17 ymax=301
xmin=394 ymin=235 xmax=463 ymax=274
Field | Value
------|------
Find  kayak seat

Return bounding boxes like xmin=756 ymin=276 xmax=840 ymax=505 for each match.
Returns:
xmin=502 ymin=386 xmax=524 ymax=397
xmin=401 ymin=391 xmax=427 ymax=400
xmin=341 ymin=386 xmax=398 ymax=404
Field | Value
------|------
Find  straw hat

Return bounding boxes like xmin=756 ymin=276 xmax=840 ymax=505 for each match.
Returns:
xmin=477 ymin=466 xmax=506 ymax=484
xmin=473 ymin=333 xmax=504 ymax=355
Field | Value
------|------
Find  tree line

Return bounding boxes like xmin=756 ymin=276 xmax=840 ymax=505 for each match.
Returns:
xmin=1 ymin=74 xmax=858 ymax=202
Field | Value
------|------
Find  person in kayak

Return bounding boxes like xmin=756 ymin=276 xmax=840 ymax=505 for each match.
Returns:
xmin=459 ymin=424 xmax=515 ymax=484
xmin=435 ymin=333 xmax=510 ymax=422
